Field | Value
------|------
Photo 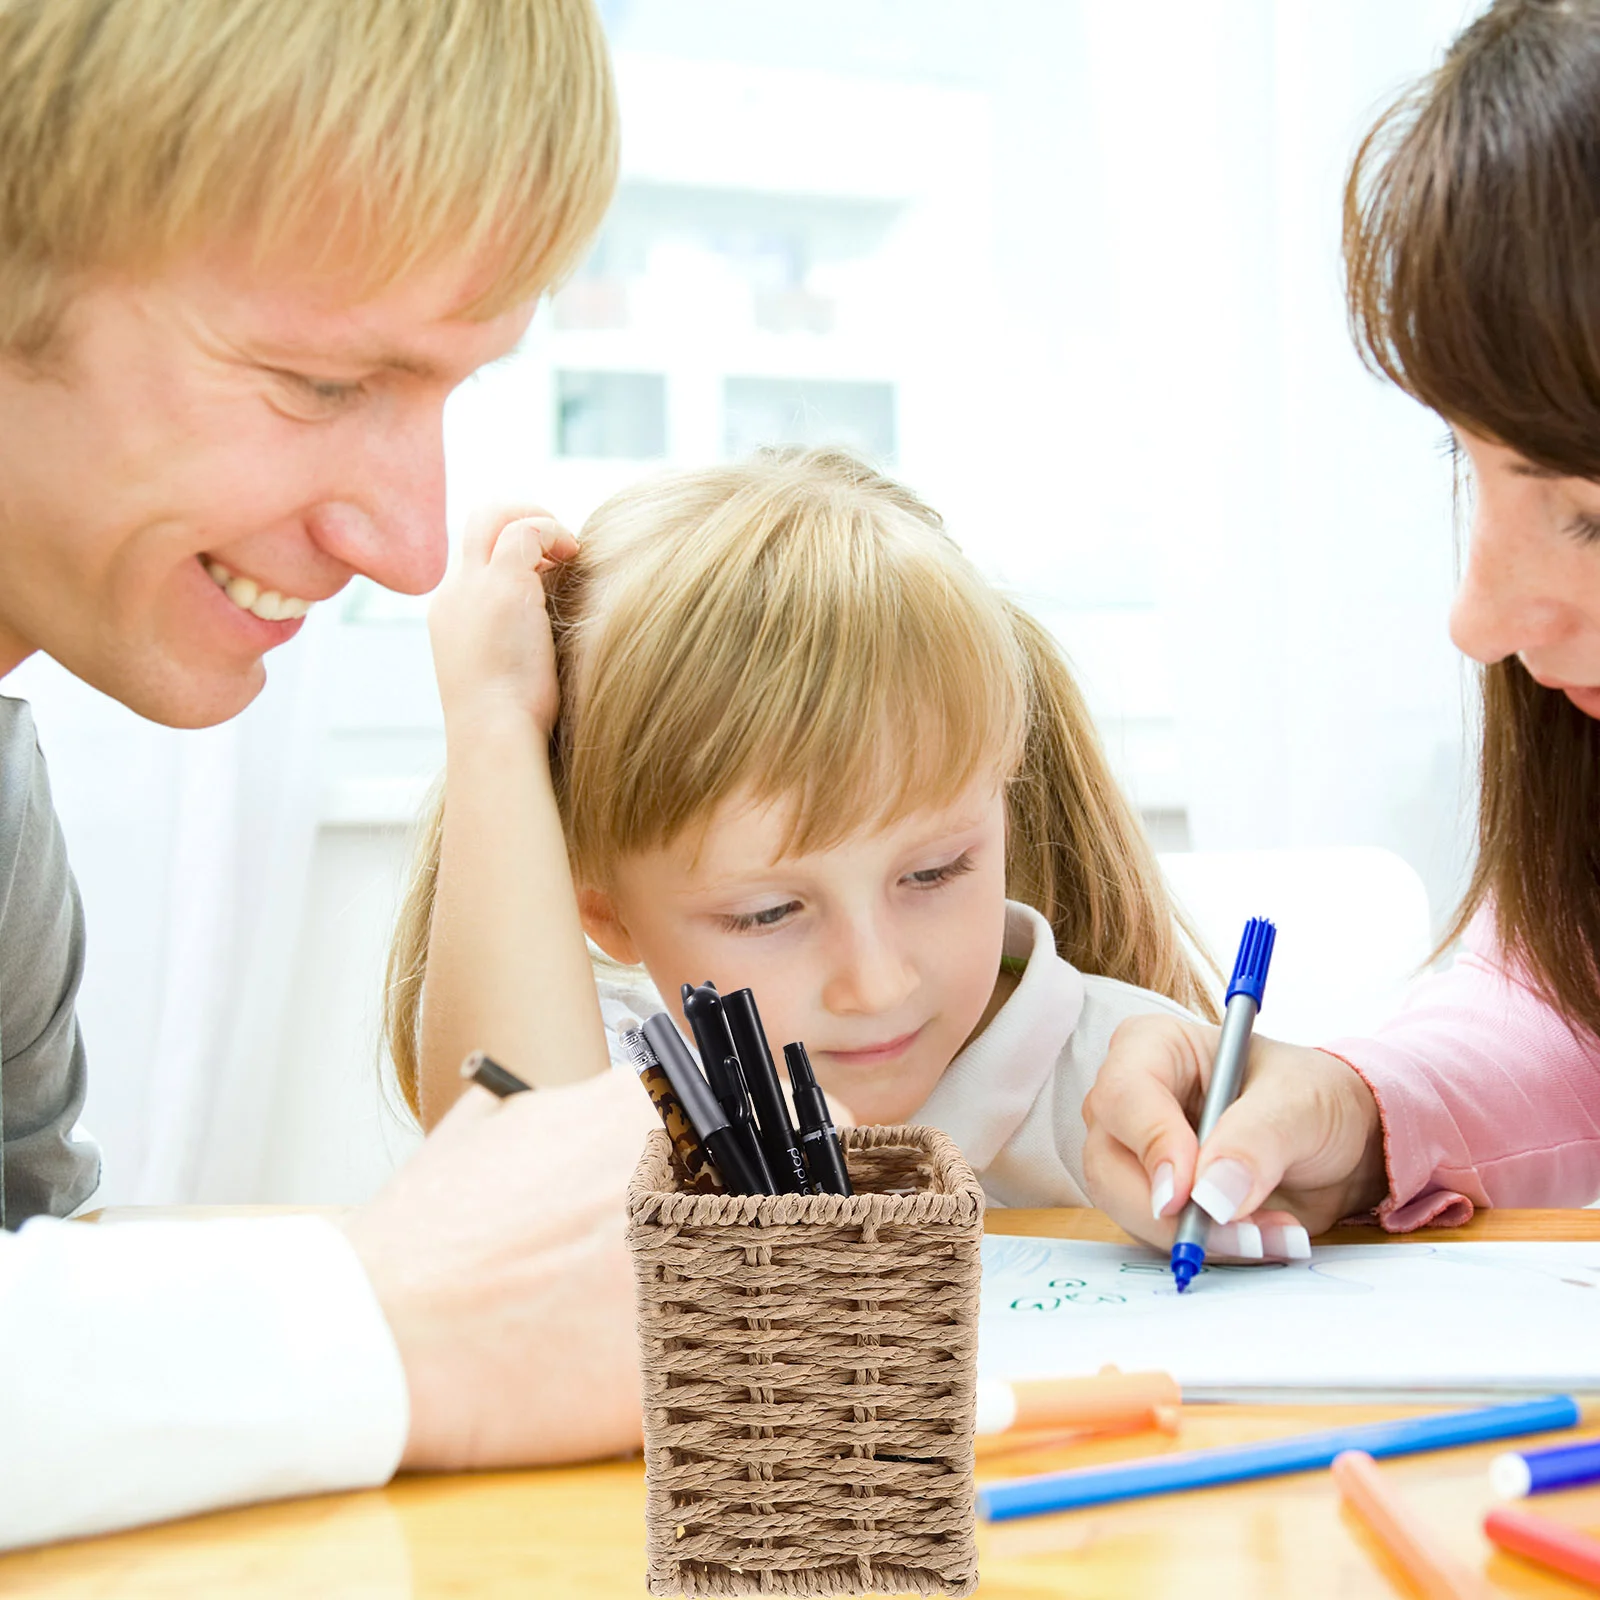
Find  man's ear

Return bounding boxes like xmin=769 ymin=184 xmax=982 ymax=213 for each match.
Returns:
xmin=577 ymin=886 xmax=641 ymax=965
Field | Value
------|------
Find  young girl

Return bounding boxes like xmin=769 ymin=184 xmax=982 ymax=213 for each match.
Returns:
xmin=386 ymin=450 xmax=1272 ymax=1230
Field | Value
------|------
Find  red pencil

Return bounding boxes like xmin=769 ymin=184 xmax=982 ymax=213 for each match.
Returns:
xmin=1485 ymin=1505 xmax=1600 ymax=1590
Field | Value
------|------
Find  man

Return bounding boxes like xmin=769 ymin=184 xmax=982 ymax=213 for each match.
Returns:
xmin=0 ymin=0 xmax=656 ymax=1549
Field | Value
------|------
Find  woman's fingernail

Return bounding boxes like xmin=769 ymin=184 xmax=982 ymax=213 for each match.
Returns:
xmin=1207 ymin=1220 xmax=1263 ymax=1260
xmin=1190 ymin=1158 xmax=1254 ymax=1225
xmin=1150 ymin=1162 xmax=1175 ymax=1220
xmin=1261 ymin=1222 xmax=1312 ymax=1261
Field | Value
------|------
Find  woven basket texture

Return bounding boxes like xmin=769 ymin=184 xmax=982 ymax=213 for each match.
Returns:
xmin=627 ymin=1123 xmax=984 ymax=1598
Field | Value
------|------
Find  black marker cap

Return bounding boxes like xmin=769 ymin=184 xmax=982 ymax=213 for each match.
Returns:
xmin=783 ymin=1041 xmax=853 ymax=1196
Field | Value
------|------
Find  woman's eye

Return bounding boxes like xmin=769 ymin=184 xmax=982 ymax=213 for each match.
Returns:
xmin=1567 ymin=511 xmax=1600 ymax=547
xmin=905 ymin=851 xmax=977 ymax=888
xmin=721 ymin=901 xmax=800 ymax=933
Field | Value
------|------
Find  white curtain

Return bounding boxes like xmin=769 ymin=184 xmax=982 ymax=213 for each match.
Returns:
xmin=4 ymin=1 xmax=1496 ymax=1208
xmin=8 ymin=610 xmax=332 ymax=1206
xmin=950 ymin=0 xmax=1485 ymax=927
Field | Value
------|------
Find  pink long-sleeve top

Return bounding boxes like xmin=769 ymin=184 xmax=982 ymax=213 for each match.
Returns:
xmin=1322 ymin=910 xmax=1600 ymax=1230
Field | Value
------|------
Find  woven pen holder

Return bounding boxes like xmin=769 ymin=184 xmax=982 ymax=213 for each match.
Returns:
xmin=627 ymin=1124 xmax=984 ymax=1598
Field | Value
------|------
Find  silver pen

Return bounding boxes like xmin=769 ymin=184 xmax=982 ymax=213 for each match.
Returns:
xmin=1170 ymin=917 xmax=1277 ymax=1292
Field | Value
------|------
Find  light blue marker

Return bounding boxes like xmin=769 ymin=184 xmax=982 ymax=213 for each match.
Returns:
xmin=978 ymin=1396 xmax=1581 ymax=1522
xmin=1171 ymin=917 xmax=1277 ymax=1292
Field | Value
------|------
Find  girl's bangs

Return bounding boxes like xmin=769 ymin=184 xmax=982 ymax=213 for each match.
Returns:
xmin=563 ymin=473 xmax=1027 ymax=875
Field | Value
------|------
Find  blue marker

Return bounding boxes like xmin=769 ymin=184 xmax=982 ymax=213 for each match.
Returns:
xmin=1171 ymin=917 xmax=1276 ymax=1292
xmin=978 ymin=1396 xmax=1580 ymax=1522
xmin=1491 ymin=1437 xmax=1600 ymax=1498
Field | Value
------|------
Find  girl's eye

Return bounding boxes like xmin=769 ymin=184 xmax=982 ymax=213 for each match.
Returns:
xmin=904 ymin=851 xmax=977 ymax=889
xmin=1566 ymin=511 xmax=1600 ymax=547
xmin=275 ymin=371 xmax=365 ymax=414
xmin=720 ymin=900 xmax=801 ymax=933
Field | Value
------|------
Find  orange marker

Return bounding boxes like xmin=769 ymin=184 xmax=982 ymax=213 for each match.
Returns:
xmin=975 ymin=1367 xmax=1181 ymax=1437
xmin=1485 ymin=1505 xmax=1600 ymax=1590
xmin=1332 ymin=1451 xmax=1488 ymax=1600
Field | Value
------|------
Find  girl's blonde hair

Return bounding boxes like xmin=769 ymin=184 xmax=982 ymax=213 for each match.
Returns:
xmin=0 ymin=0 xmax=616 ymax=356
xmin=386 ymin=450 xmax=1217 ymax=1111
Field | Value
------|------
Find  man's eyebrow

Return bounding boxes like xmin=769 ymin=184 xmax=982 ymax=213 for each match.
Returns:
xmin=330 ymin=344 xmax=447 ymax=380
xmin=250 ymin=340 xmax=447 ymax=380
xmin=1507 ymin=458 xmax=1565 ymax=480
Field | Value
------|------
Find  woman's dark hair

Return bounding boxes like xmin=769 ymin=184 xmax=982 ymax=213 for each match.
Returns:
xmin=1344 ymin=0 xmax=1600 ymax=1036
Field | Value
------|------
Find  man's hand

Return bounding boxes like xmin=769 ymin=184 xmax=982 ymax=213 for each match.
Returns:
xmin=428 ymin=506 xmax=576 ymax=738
xmin=345 ymin=1070 xmax=659 ymax=1471
xmin=1081 ymin=1014 xmax=1390 ymax=1250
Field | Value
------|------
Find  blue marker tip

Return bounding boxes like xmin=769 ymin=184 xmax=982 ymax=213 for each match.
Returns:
xmin=1225 ymin=917 xmax=1277 ymax=1006
xmin=1171 ymin=1240 xmax=1204 ymax=1293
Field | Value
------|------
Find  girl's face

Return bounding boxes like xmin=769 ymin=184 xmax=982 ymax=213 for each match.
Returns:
xmin=1450 ymin=426 xmax=1600 ymax=718
xmin=581 ymin=773 xmax=1012 ymax=1126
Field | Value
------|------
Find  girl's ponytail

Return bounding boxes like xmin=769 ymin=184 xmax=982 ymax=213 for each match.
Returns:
xmin=1003 ymin=603 xmax=1219 ymax=1019
xmin=383 ymin=776 xmax=447 ymax=1119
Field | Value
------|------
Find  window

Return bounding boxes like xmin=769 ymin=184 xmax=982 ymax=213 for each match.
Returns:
xmin=723 ymin=377 xmax=896 ymax=462
xmin=556 ymin=370 xmax=667 ymax=459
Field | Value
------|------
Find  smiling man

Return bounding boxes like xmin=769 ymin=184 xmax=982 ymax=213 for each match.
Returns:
xmin=0 ymin=0 xmax=660 ymax=1551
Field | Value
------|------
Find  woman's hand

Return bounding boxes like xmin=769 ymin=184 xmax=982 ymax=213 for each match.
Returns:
xmin=1081 ymin=1014 xmax=1391 ymax=1248
xmin=428 ymin=505 xmax=577 ymax=736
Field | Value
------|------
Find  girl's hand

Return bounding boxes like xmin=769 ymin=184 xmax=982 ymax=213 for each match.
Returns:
xmin=1081 ymin=1014 xmax=1391 ymax=1249
xmin=428 ymin=505 xmax=578 ymax=736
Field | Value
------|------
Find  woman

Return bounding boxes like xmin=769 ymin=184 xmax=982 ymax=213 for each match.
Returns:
xmin=1083 ymin=0 xmax=1600 ymax=1246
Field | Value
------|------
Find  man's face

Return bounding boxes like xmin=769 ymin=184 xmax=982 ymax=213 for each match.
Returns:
xmin=0 ymin=253 xmax=534 ymax=726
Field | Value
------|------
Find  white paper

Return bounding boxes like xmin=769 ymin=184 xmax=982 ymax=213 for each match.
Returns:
xmin=979 ymin=1236 xmax=1600 ymax=1400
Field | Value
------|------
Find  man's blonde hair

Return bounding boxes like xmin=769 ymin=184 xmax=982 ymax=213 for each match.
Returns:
xmin=385 ymin=449 xmax=1219 ymax=1112
xmin=0 ymin=0 xmax=617 ymax=354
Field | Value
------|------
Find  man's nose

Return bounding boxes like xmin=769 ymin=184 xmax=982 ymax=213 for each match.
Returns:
xmin=1449 ymin=508 xmax=1574 ymax=666
xmin=306 ymin=403 xmax=450 ymax=596
xmin=821 ymin=916 xmax=918 ymax=1017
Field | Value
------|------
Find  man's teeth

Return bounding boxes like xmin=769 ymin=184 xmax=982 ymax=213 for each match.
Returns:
xmin=204 ymin=559 xmax=313 ymax=623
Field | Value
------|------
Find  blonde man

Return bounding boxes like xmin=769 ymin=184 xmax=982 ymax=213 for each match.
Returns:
xmin=0 ymin=0 xmax=654 ymax=1550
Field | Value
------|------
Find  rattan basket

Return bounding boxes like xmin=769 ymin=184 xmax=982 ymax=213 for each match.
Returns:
xmin=626 ymin=1123 xmax=984 ymax=1598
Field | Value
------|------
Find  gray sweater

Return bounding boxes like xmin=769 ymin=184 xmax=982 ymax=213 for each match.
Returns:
xmin=0 ymin=695 xmax=99 ymax=1226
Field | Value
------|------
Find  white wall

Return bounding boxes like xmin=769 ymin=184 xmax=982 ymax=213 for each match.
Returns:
xmin=10 ymin=1 xmax=1498 ymax=1209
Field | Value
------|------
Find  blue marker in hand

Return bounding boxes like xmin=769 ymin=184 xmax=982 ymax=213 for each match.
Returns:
xmin=1170 ymin=917 xmax=1276 ymax=1292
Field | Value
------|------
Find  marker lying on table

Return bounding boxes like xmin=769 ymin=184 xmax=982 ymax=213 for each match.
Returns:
xmin=1491 ymin=1436 xmax=1600 ymax=1498
xmin=461 ymin=1051 xmax=533 ymax=1097
xmin=977 ymin=1369 xmax=1181 ymax=1437
xmin=1332 ymin=1450 xmax=1489 ymax=1600
xmin=976 ymin=1395 xmax=1580 ymax=1522
xmin=1171 ymin=916 xmax=1276 ymax=1292
xmin=1485 ymin=1505 xmax=1600 ymax=1590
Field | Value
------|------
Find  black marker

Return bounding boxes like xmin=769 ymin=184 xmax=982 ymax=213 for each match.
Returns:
xmin=723 ymin=988 xmax=809 ymax=1194
xmin=782 ymin=1041 xmax=853 ymax=1195
xmin=681 ymin=982 xmax=776 ymax=1194
xmin=640 ymin=1011 xmax=769 ymax=1195
xmin=460 ymin=1051 xmax=533 ymax=1098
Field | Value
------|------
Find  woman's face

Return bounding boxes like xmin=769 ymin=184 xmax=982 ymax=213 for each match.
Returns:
xmin=1450 ymin=426 xmax=1600 ymax=718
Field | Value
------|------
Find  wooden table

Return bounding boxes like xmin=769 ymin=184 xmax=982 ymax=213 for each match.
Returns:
xmin=4 ymin=1209 xmax=1597 ymax=1598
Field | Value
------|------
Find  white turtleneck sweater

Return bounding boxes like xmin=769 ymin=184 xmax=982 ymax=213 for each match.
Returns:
xmin=910 ymin=900 xmax=1196 ymax=1207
